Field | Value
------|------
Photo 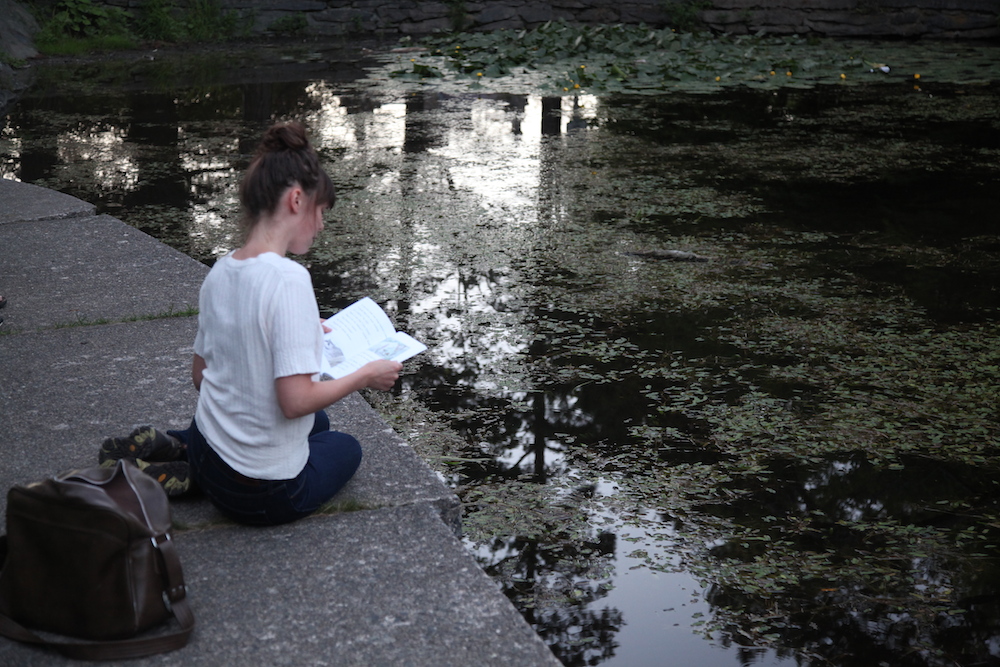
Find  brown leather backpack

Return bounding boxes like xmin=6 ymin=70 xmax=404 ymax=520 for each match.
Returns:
xmin=0 ymin=460 xmax=194 ymax=660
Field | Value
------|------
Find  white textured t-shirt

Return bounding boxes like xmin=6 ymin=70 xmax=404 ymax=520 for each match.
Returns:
xmin=194 ymin=252 xmax=323 ymax=479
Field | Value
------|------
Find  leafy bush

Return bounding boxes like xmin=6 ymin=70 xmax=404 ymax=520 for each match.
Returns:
xmin=135 ymin=0 xmax=183 ymax=42
xmin=34 ymin=0 xmax=135 ymax=53
xmin=32 ymin=0 xmax=255 ymax=53
xmin=50 ymin=0 xmax=130 ymax=37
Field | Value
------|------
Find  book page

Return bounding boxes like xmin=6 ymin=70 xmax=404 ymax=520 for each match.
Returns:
xmin=319 ymin=298 xmax=427 ymax=379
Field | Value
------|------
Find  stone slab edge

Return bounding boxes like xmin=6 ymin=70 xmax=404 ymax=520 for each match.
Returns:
xmin=0 ymin=179 xmax=95 ymax=224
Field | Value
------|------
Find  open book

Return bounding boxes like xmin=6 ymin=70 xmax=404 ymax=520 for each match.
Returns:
xmin=319 ymin=297 xmax=426 ymax=380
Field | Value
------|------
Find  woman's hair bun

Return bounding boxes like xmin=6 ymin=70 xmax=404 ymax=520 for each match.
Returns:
xmin=259 ymin=121 xmax=309 ymax=153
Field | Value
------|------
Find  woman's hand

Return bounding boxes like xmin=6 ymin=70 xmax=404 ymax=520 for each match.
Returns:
xmin=362 ymin=359 xmax=403 ymax=391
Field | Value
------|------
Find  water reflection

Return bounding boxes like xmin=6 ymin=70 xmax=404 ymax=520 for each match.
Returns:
xmin=4 ymin=53 xmax=999 ymax=667
xmin=704 ymin=454 xmax=1000 ymax=666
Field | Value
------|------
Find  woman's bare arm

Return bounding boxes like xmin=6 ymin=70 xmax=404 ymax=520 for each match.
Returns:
xmin=274 ymin=359 xmax=402 ymax=420
xmin=192 ymin=353 xmax=207 ymax=391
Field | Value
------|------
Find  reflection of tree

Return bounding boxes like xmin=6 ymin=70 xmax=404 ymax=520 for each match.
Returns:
xmin=695 ymin=454 xmax=1000 ymax=666
xmin=532 ymin=390 xmax=548 ymax=482
xmin=394 ymin=91 xmax=445 ymax=335
xmin=706 ymin=576 xmax=1000 ymax=667
xmin=450 ymin=101 xmax=628 ymax=665
xmin=124 ymin=92 xmax=189 ymax=220
xmin=403 ymin=91 xmax=444 ymax=155
xmin=476 ymin=533 xmax=622 ymax=666
xmin=241 ymin=82 xmax=273 ymax=130
xmin=10 ymin=96 xmax=60 ymax=183
xmin=357 ymin=92 xmax=629 ymax=665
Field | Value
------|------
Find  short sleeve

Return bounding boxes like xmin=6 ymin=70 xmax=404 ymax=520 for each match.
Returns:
xmin=267 ymin=266 xmax=323 ymax=379
xmin=193 ymin=325 xmax=205 ymax=357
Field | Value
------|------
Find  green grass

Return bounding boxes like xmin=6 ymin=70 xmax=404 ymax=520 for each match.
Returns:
xmin=48 ymin=305 xmax=199 ymax=330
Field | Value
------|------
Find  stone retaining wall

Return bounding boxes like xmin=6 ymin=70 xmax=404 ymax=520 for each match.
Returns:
xmin=0 ymin=0 xmax=37 ymax=112
xmin=105 ymin=0 xmax=1000 ymax=40
xmin=703 ymin=0 xmax=1000 ymax=39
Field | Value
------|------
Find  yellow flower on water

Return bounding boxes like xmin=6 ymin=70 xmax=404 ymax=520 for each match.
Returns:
xmin=563 ymin=87 xmax=569 ymax=91
xmin=786 ymin=71 xmax=792 ymax=76
xmin=914 ymin=73 xmax=921 ymax=79
xmin=476 ymin=72 xmax=483 ymax=77
xmin=840 ymin=73 xmax=846 ymax=80
xmin=770 ymin=70 xmax=775 ymax=76
xmin=580 ymin=65 xmax=586 ymax=69
xmin=715 ymin=76 xmax=720 ymax=81
xmin=574 ymin=84 xmax=580 ymax=89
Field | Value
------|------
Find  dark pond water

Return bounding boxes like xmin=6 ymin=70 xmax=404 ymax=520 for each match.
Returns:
xmin=3 ymin=41 xmax=999 ymax=666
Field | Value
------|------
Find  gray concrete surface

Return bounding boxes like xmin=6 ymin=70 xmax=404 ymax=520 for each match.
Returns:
xmin=0 ymin=179 xmax=561 ymax=666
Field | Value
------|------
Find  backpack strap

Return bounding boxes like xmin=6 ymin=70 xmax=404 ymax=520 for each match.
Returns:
xmin=0 ymin=533 xmax=194 ymax=660
xmin=0 ymin=599 xmax=193 ymax=661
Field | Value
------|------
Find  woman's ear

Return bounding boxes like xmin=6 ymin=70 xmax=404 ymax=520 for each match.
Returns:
xmin=286 ymin=185 xmax=304 ymax=214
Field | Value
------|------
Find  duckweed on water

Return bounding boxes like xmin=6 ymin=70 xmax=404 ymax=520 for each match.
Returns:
xmin=390 ymin=22 xmax=1000 ymax=95
xmin=357 ymin=77 xmax=1000 ymax=664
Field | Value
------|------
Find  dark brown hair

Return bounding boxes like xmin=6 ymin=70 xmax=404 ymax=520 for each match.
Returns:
xmin=238 ymin=121 xmax=335 ymax=236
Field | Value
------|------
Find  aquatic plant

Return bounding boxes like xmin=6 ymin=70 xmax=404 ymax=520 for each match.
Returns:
xmin=389 ymin=21 xmax=1000 ymax=95
xmin=350 ymin=77 xmax=1000 ymax=664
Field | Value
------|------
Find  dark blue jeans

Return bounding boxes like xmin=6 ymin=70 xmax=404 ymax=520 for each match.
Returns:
xmin=170 ymin=411 xmax=362 ymax=526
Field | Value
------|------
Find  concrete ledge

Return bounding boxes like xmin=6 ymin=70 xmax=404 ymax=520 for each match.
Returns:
xmin=0 ymin=179 xmax=556 ymax=665
xmin=0 ymin=178 xmax=94 ymax=224
xmin=0 ymin=213 xmax=205 ymax=333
